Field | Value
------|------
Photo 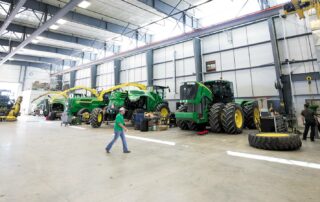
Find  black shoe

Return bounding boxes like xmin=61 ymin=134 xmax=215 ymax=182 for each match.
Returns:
xmin=106 ymin=149 xmax=110 ymax=153
xmin=302 ymin=138 xmax=307 ymax=140
xmin=311 ymin=139 xmax=315 ymax=142
xmin=123 ymin=151 xmax=131 ymax=153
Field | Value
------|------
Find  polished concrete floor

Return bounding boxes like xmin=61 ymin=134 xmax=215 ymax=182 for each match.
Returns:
xmin=0 ymin=116 xmax=320 ymax=202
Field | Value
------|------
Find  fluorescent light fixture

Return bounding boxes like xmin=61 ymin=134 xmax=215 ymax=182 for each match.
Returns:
xmin=78 ymin=1 xmax=91 ymax=8
xmin=32 ymin=39 xmax=39 ymax=44
xmin=49 ymin=24 xmax=59 ymax=30
xmin=57 ymin=19 xmax=67 ymax=25
xmin=36 ymin=36 xmax=44 ymax=40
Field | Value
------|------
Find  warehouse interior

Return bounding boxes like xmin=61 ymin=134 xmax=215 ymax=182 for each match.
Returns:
xmin=1 ymin=0 xmax=320 ymax=201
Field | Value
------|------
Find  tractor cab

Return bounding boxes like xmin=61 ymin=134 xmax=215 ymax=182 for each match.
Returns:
xmin=203 ymin=80 xmax=234 ymax=104
xmin=147 ymin=85 xmax=170 ymax=99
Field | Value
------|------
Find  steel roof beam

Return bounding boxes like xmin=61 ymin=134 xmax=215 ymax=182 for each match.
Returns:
xmin=1 ymin=21 xmax=120 ymax=53
xmin=0 ymin=38 xmax=95 ymax=61
xmin=4 ymin=60 xmax=51 ymax=69
xmin=0 ymin=52 xmax=75 ymax=66
xmin=1 ymin=0 xmax=152 ymax=43
xmin=0 ymin=0 xmax=84 ymax=65
xmin=0 ymin=0 xmax=27 ymax=36
xmin=138 ymin=0 xmax=198 ymax=29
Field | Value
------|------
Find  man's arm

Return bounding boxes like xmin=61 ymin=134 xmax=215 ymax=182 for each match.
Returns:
xmin=118 ymin=123 xmax=128 ymax=132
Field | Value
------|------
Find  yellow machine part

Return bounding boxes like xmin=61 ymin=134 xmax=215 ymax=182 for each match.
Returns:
xmin=55 ymin=86 xmax=99 ymax=99
xmin=284 ymin=0 xmax=320 ymax=19
xmin=31 ymin=91 xmax=62 ymax=103
xmin=0 ymin=96 xmax=23 ymax=121
xmin=97 ymin=82 xmax=147 ymax=101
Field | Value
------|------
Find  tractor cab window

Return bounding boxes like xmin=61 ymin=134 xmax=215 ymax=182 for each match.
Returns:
xmin=205 ymin=81 xmax=234 ymax=104
xmin=180 ymin=83 xmax=197 ymax=100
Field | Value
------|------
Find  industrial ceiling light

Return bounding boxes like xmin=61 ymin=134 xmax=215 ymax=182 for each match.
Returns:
xmin=49 ymin=24 xmax=59 ymax=30
xmin=78 ymin=1 xmax=91 ymax=9
xmin=36 ymin=36 xmax=44 ymax=40
xmin=57 ymin=19 xmax=67 ymax=25
xmin=32 ymin=39 xmax=39 ymax=44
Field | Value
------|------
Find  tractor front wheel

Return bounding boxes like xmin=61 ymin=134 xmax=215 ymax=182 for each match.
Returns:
xmin=90 ymin=108 xmax=104 ymax=128
xmin=77 ymin=108 xmax=90 ymax=123
xmin=155 ymin=103 xmax=170 ymax=119
xmin=209 ymin=103 xmax=225 ymax=133
xmin=176 ymin=106 xmax=189 ymax=130
xmin=221 ymin=103 xmax=244 ymax=134
xmin=243 ymin=102 xmax=260 ymax=129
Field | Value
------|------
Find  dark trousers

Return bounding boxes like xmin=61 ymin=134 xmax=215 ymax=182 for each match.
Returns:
xmin=303 ymin=122 xmax=315 ymax=141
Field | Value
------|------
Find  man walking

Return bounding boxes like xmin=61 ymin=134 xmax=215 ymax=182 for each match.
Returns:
xmin=106 ymin=107 xmax=131 ymax=153
xmin=301 ymin=103 xmax=316 ymax=142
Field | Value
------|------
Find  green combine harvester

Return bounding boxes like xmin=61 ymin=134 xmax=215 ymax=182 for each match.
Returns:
xmin=89 ymin=85 xmax=170 ymax=128
xmin=175 ymin=80 xmax=260 ymax=134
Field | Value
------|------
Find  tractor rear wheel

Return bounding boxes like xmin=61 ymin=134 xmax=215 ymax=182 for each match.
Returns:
xmin=209 ymin=103 xmax=225 ymax=133
xmin=248 ymin=133 xmax=301 ymax=151
xmin=131 ymin=108 xmax=145 ymax=125
xmin=77 ymin=108 xmax=90 ymax=123
xmin=155 ymin=103 xmax=170 ymax=119
xmin=221 ymin=103 xmax=244 ymax=134
xmin=90 ymin=108 xmax=104 ymax=128
xmin=176 ymin=106 xmax=189 ymax=130
xmin=243 ymin=102 xmax=260 ymax=129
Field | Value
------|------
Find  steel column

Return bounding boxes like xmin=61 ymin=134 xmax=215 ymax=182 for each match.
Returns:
xmin=91 ymin=65 xmax=98 ymax=89
xmin=193 ymin=38 xmax=203 ymax=82
xmin=70 ymin=70 xmax=76 ymax=88
xmin=21 ymin=66 xmax=27 ymax=91
xmin=114 ymin=59 xmax=121 ymax=85
xmin=146 ymin=49 xmax=153 ymax=86
xmin=268 ymin=17 xmax=284 ymax=102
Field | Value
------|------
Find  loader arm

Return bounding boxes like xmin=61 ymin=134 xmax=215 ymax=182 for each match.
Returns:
xmin=98 ymin=82 xmax=147 ymax=101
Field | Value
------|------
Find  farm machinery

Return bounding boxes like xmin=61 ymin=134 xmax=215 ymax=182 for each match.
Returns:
xmin=32 ymin=86 xmax=98 ymax=120
xmin=0 ymin=90 xmax=22 ymax=121
xmin=175 ymin=80 xmax=260 ymax=134
xmin=64 ymin=82 xmax=170 ymax=128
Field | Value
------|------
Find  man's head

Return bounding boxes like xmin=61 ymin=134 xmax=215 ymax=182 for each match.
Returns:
xmin=119 ymin=107 xmax=126 ymax=115
xmin=304 ymin=103 xmax=309 ymax=109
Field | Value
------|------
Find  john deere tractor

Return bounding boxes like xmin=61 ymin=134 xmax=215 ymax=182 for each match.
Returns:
xmin=89 ymin=85 xmax=170 ymax=128
xmin=32 ymin=86 xmax=97 ymax=121
xmin=0 ymin=90 xmax=22 ymax=121
xmin=175 ymin=80 xmax=260 ymax=134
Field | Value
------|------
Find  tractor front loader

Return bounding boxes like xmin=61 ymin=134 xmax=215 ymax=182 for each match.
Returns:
xmin=175 ymin=80 xmax=260 ymax=134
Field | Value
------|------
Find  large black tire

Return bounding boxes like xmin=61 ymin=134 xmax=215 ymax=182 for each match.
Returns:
xmin=243 ymin=102 xmax=260 ymax=129
xmin=131 ymin=108 xmax=145 ymax=125
xmin=176 ymin=106 xmax=189 ymax=130
xmin=90 ymin=108 xmax=104 ymax=128
xmin=155 ymin=103 xmax=170 ymax=118
xmin=77 ymin=108 xmax=90 ymax=123
xmin=248 ymin=133 xmax=302 ymax=151
xmin=209 ymin=103 xmax=225 ymax=133
xmin=221 ymin=103 xmax=244 ymax=134
xmin=187 ymin=122 xmax=206 ymax=131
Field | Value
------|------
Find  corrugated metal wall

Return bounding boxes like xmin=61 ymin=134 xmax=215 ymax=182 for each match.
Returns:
xmin=96 ymin=61 xmax=114 ymax=89
xmin=120 ymin=53 xmax=147 ymax=85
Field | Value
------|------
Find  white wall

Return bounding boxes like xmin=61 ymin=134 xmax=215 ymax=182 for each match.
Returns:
xmin=24 ymin=67 xmax=51 ymax=91
xmin=75 ymin=68 xmax=90 ymax=87
xmin=201 ymin=20 xmax=277 ymax=98
xmin=96 ymin=61 xmax=114 ymax=90
xmin=120 ymin=53 xmax=147 ymax=85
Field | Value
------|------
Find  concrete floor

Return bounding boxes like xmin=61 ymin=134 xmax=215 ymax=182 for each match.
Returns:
xmin=0 ymin=116 xmax=320 ymax=202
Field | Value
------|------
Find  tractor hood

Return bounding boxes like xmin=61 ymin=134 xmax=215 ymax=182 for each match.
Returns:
xmin=128 ymin=90 xmax=155 ymax=102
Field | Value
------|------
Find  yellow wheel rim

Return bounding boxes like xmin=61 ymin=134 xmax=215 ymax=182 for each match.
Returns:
xmin=235 ymin=109 xmax=243 ymax=128
xmin=98 ymin=113 xmax=102 ymax=122
xmin=256 ymin=133 xmax=289 ymax=137
xmin=253 ymin=107 xmax=260 ymax=127
xmin=160 ymin=107 xmax=169 ymax=118
xmin=82 ymin=112 xmax=90 ymax=119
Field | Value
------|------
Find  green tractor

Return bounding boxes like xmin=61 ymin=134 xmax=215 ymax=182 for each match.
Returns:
xmin=89 ymin=85 xmax=171 ymax=128
xmin=175 ymin=80 xmax=260 ymax=134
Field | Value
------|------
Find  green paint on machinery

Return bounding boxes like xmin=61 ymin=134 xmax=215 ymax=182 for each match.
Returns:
xmin=175 ymin=80 xmax=260 ymax=134
xmin=89 ymin=85 xmax=171 ymax=128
